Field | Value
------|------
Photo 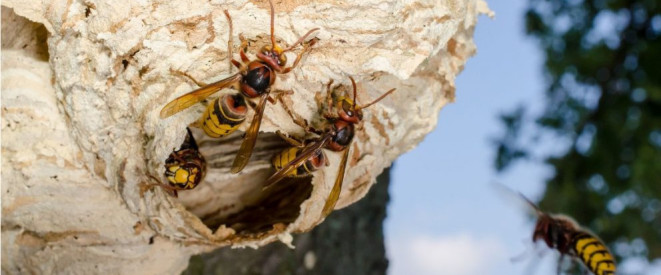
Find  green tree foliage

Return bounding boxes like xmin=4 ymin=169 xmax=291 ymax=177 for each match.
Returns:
xmin=495 ymin=0 xmax=661 ymax=265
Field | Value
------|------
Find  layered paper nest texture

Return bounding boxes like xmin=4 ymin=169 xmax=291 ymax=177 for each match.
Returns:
xmin=2 ymin=0 xmax=492 ymax=273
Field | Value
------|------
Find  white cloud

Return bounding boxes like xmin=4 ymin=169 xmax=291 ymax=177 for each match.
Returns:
xmin=619 ymin=257 xmax=661 ymax=275
xmin=388 ymin=233 xmax=507 ymax=275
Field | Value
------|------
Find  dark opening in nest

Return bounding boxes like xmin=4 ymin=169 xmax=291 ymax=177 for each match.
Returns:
xmin=182 ymin=130 xmax=314 ymax=237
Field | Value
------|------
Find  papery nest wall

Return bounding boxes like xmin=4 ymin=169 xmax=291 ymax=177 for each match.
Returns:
xmin=1 ymin=0 xmax=493 ymax=273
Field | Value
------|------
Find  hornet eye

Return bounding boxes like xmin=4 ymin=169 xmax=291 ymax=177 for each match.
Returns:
xmin=278 ymin=54 xmax=287 ymax=66
xmin=342 ymin=101 xmax=354 ymax=115
xmin=260 ymin=45 xmax=272 ymax=55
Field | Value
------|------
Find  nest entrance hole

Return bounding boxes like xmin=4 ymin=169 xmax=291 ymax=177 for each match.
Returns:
xmin=178 ymin=130 xmax=314 ymax=237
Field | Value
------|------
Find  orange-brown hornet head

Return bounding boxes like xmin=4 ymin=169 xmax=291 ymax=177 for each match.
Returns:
xmin=255 ymin=0 xmax=318 ymax=72
xmin=527 ymin=202 xmax=579 ymax=253
xmin=335 ymin=76 xmax=397 ymax=124
xmin=258 ymin=44 xmax=287 ymax=69
xmin=337 ymin=77 xmax=363 ymax=123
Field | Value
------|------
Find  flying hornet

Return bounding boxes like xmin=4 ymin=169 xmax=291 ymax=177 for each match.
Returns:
xmin=264 ymin=77 xmax=396 ymax=218
xmin=159 ymin=0 xmax=319 ymax=173
xmin=505 ymin=188 xmax=617 ymax=275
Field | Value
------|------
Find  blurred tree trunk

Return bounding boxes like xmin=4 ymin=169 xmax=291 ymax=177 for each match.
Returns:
xmin=183 ymin=168 xmax=391 ymax=275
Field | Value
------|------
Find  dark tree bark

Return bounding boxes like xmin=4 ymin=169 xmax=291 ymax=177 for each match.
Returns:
xmin=183 ymin=168 xmax=391 ymax=275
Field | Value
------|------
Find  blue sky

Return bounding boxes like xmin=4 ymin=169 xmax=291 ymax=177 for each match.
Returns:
xmin=385 ymin=1 xmax=660 ymax=275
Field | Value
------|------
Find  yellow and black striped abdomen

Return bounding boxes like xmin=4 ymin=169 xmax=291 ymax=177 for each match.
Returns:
xmin=573 ymin=232 xmax=616 ymax=275
xmin=163 ymin=128 xmax=207 ymax=192
xmin=165 ymin=161 xmax=202 ymax=190
xmin=164 ymin=147 xmax=206 ymax=191
xmin=272 ymin=147 xmax=325 ymax=177
xmin=273 ymin=147 xmax=304 ymax=177
xmin=198 ymin=94 xmax=246 ymax=138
